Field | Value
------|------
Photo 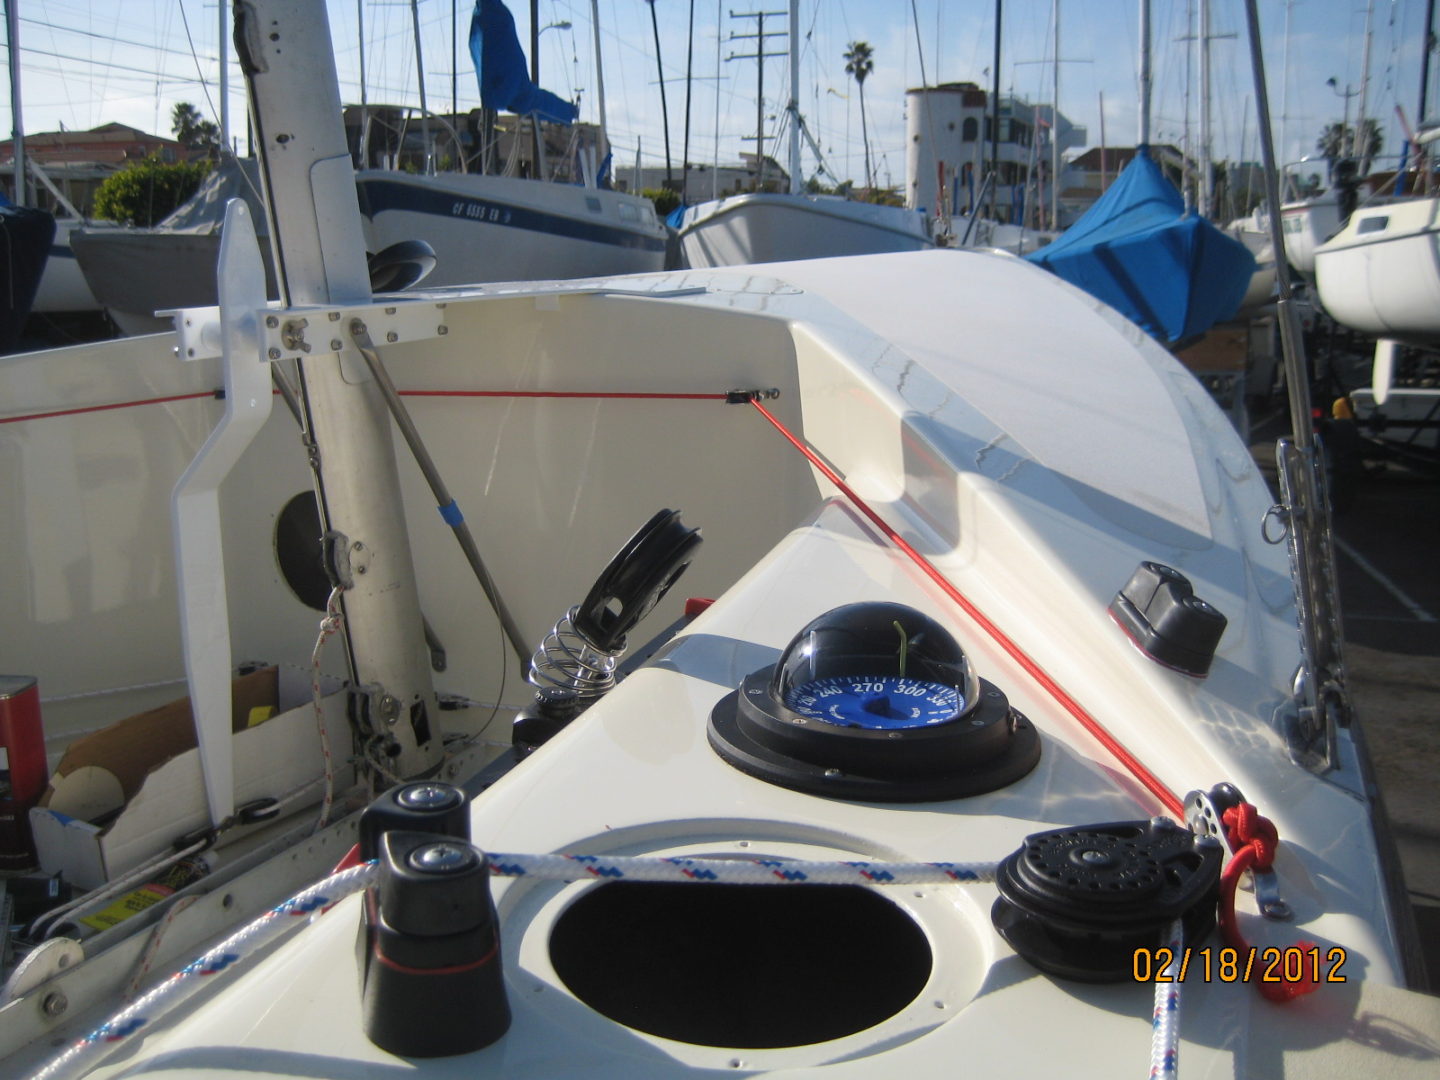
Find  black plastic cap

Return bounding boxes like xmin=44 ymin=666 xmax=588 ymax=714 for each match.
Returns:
xmin=359 ymin=783 xmax=469 ymax=861
xmin=1109 ymin=562 xmax=1227 ymax=677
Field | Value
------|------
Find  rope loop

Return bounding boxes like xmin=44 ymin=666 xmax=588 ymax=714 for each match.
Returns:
xmin=1217 ymin=801 xmax=1321 ymax=1004
xmin=1221 ymin=802 xmax=1279 ymax=870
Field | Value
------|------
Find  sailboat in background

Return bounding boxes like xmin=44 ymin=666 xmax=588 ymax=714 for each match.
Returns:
xmin=1312 ymin=0 xmax=1440 ymax=349
xmin=676 ymin=3 xmax=932 ymax=268
xmin=355 ymin=0 xmax=666 ymax=286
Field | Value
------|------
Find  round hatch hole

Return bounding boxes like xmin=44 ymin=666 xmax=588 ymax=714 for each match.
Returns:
xmin=548 ymin=880 xmax=932 ymax=1048
xmin=274 ymin=490 xmax=329 ymax=611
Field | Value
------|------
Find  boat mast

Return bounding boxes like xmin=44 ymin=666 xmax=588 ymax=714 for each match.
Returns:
xmin=591 ymin=0 xmax=610 ymax=181
xmin=1138 ymin=0 xmax=1151 ymax=147
xmin=1422 ymin=0 xmax=1437 ymax=129
xmin=1353 ymin=0 xmax=1374 ymax=162
xmin=1051 ymin=0 xmax=1060 ymax=230
xmin=219 ymin=0 xmax=230 ymax=151
xmin=788 ymin=0 xmax=800 ymax=195
xmin=410 ymin=0 xmax=433 ymax=173
xmin=990 ymin=0 xmax=1001 ymax=217
xmin=5 ymin=0 xmax=25 ymax=205
xmin=1199 ymin=0 xmax=1212 ymax=216
xmin=235 ymin=0 xmax=443 ymax=780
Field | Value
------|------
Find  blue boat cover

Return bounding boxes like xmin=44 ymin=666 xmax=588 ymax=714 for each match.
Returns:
xmin=1024 ymin=150 xmax=1255 ymax=345
xmin=469 ymin=0 xmax=579 ymax=125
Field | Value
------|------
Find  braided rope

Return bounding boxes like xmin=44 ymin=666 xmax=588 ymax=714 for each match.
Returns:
xmin=30 ymin=862 xmax=379 ymax=1080
xmin=1149 ymin=919 xmax=1184 ymax=1079
xmin=310 ymin=588 xmax=346 ymax=833
xmin=485 ymin=852 xmax=997 ymax=886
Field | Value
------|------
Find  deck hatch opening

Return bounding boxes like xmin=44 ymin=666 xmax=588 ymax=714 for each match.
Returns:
xmin=548 ymin=880 xmax=932 ymax=1047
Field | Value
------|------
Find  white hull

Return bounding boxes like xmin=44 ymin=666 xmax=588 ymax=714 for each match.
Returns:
xmin=4 ymin=251 xmax=1430 ymax=1077
xmin=1280 ymin=196 xmax=1342 ymax=278
xmin=677 ymin=193 xmax=932 ymax=267
xmin=31 ymin=219 xmax=109 ymax=314
xmin=1314 ymin=197 xmax=1440 ymax=344
xmin=356 ymin=171 xmax=668 ymax=284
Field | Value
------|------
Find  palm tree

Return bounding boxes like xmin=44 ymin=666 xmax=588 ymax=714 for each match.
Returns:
xmin=843 ymin=41 xmax=875 ymax=192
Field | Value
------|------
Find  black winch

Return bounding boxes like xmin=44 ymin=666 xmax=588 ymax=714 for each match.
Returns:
xmin=708 ymin=602 xmax=1040 ymax=801
xmin=990 ymin=818 xmax=1223 ymax=982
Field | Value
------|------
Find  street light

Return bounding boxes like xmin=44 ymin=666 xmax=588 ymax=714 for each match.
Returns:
xmin=1326 ymin=77 xmax=1360 ymax=158
xmin=540 ymin=20 xmax=572 ymax=36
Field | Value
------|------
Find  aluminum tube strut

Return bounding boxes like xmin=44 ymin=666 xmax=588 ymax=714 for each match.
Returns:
xmin=350 ymin=325 xmax=531 ymax=667
xmin=234 ymin=0 xmax=442 ymax=779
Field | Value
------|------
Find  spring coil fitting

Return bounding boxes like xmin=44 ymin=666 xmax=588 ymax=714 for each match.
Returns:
xmin=527 ymin=606 xmax=622 ymax=701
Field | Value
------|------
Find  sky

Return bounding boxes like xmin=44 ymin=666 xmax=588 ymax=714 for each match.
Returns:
xmin=5 ymin=1 xmax=1436 ymax=190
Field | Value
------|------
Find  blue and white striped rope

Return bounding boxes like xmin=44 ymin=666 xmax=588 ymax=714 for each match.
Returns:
xmin=1149 ymin=919 xmax=1185 ymax=1080
xmin=31 ymin=861 xmax=380 ymax=1080
xmin=486 ymin=851 xmax=999 ymax=885
xmin=29 ymin=851 xmax=998 ymax=1080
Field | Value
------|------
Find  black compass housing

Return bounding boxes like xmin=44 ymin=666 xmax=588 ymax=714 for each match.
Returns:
xmin=707 ymin=602 xmax=1041 ymax=801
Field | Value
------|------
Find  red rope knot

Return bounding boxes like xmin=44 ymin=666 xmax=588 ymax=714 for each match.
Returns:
xmin=1222 ymin=802 xmax=1279 ymax=869
xmin=1217 ymin=801 xmax=1321 ymax=1003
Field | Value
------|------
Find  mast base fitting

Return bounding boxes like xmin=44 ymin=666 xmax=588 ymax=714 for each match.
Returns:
xmin=991 ymin=818 xmax=1223 ymax=982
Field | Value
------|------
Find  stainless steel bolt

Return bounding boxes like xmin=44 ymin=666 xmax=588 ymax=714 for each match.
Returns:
xmin=268 ymin=348 xmax=282 ymax=360
xmin=437 ymin=325 xmax=448 ymax=335
xmin=386 ymin=331 xmax=399 ymax=343
xmin=330 ymin=339 xmax=343 ymax=352
xmin=265 ymin=316 xmax=279 ymax=328
xmin=42 ymin=992 xmax=67 ymax=1018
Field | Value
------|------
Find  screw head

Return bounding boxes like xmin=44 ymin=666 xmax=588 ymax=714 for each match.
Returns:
xmin=265 ymin=316 xmax=279 ymax=328
xmin=397 ymin=783 xmax=461 ymax=811
xmin=386 ymin=331 xmax=399 ymax=343
xmin=42 ymin=992 xmax=67 ymax=1018
xmin=408 ymin=842 xmax=476 ymax=874
xmin=330 ymin=339 xmax=343 ymax=352
xmin=268 ymin=348 xmax=282 ymax=360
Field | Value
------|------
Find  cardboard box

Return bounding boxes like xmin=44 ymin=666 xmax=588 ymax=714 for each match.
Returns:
xmin=29 ymin=666 xmax=348 ymax=891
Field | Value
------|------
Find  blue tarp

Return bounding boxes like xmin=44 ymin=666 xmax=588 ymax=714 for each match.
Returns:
xmin=1024 ymin=149 xmax=1255 ymax=345
xmin=469 ymin=0 xmax=579 ymax=125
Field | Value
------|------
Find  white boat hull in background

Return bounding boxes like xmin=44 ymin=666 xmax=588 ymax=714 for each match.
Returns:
xmin=1280 ymin=196 xmax=1342 ymax=279
xmin=31 ymin=219 xmax=111 ymax=314
xmin=356 ymin=171 xmax=668 ymax=284
xmin=677 ymin=193 xmax=932 ymax=267
xmin=1314 ymin=197 xmax=1440 ymax=344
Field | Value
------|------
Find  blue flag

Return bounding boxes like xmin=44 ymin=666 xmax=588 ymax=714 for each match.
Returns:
xmin=469 ymin=0 xmax=579 ymax=125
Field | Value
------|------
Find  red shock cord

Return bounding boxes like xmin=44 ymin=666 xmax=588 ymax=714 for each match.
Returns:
xmin=747 ymin=397 xmax=1185 ymax=819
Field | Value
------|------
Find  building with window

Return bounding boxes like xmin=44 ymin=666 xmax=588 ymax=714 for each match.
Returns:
xmin=905 ymin=82 xmax=1086 ymax=227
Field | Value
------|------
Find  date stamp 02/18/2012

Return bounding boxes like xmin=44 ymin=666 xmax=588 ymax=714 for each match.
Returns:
xmin=1132 ymin=946 xmax=1349 ymax=984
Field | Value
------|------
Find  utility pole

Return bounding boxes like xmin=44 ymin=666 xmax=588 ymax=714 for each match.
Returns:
xmin=728 ymin=9 xmax=787 ymax=192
